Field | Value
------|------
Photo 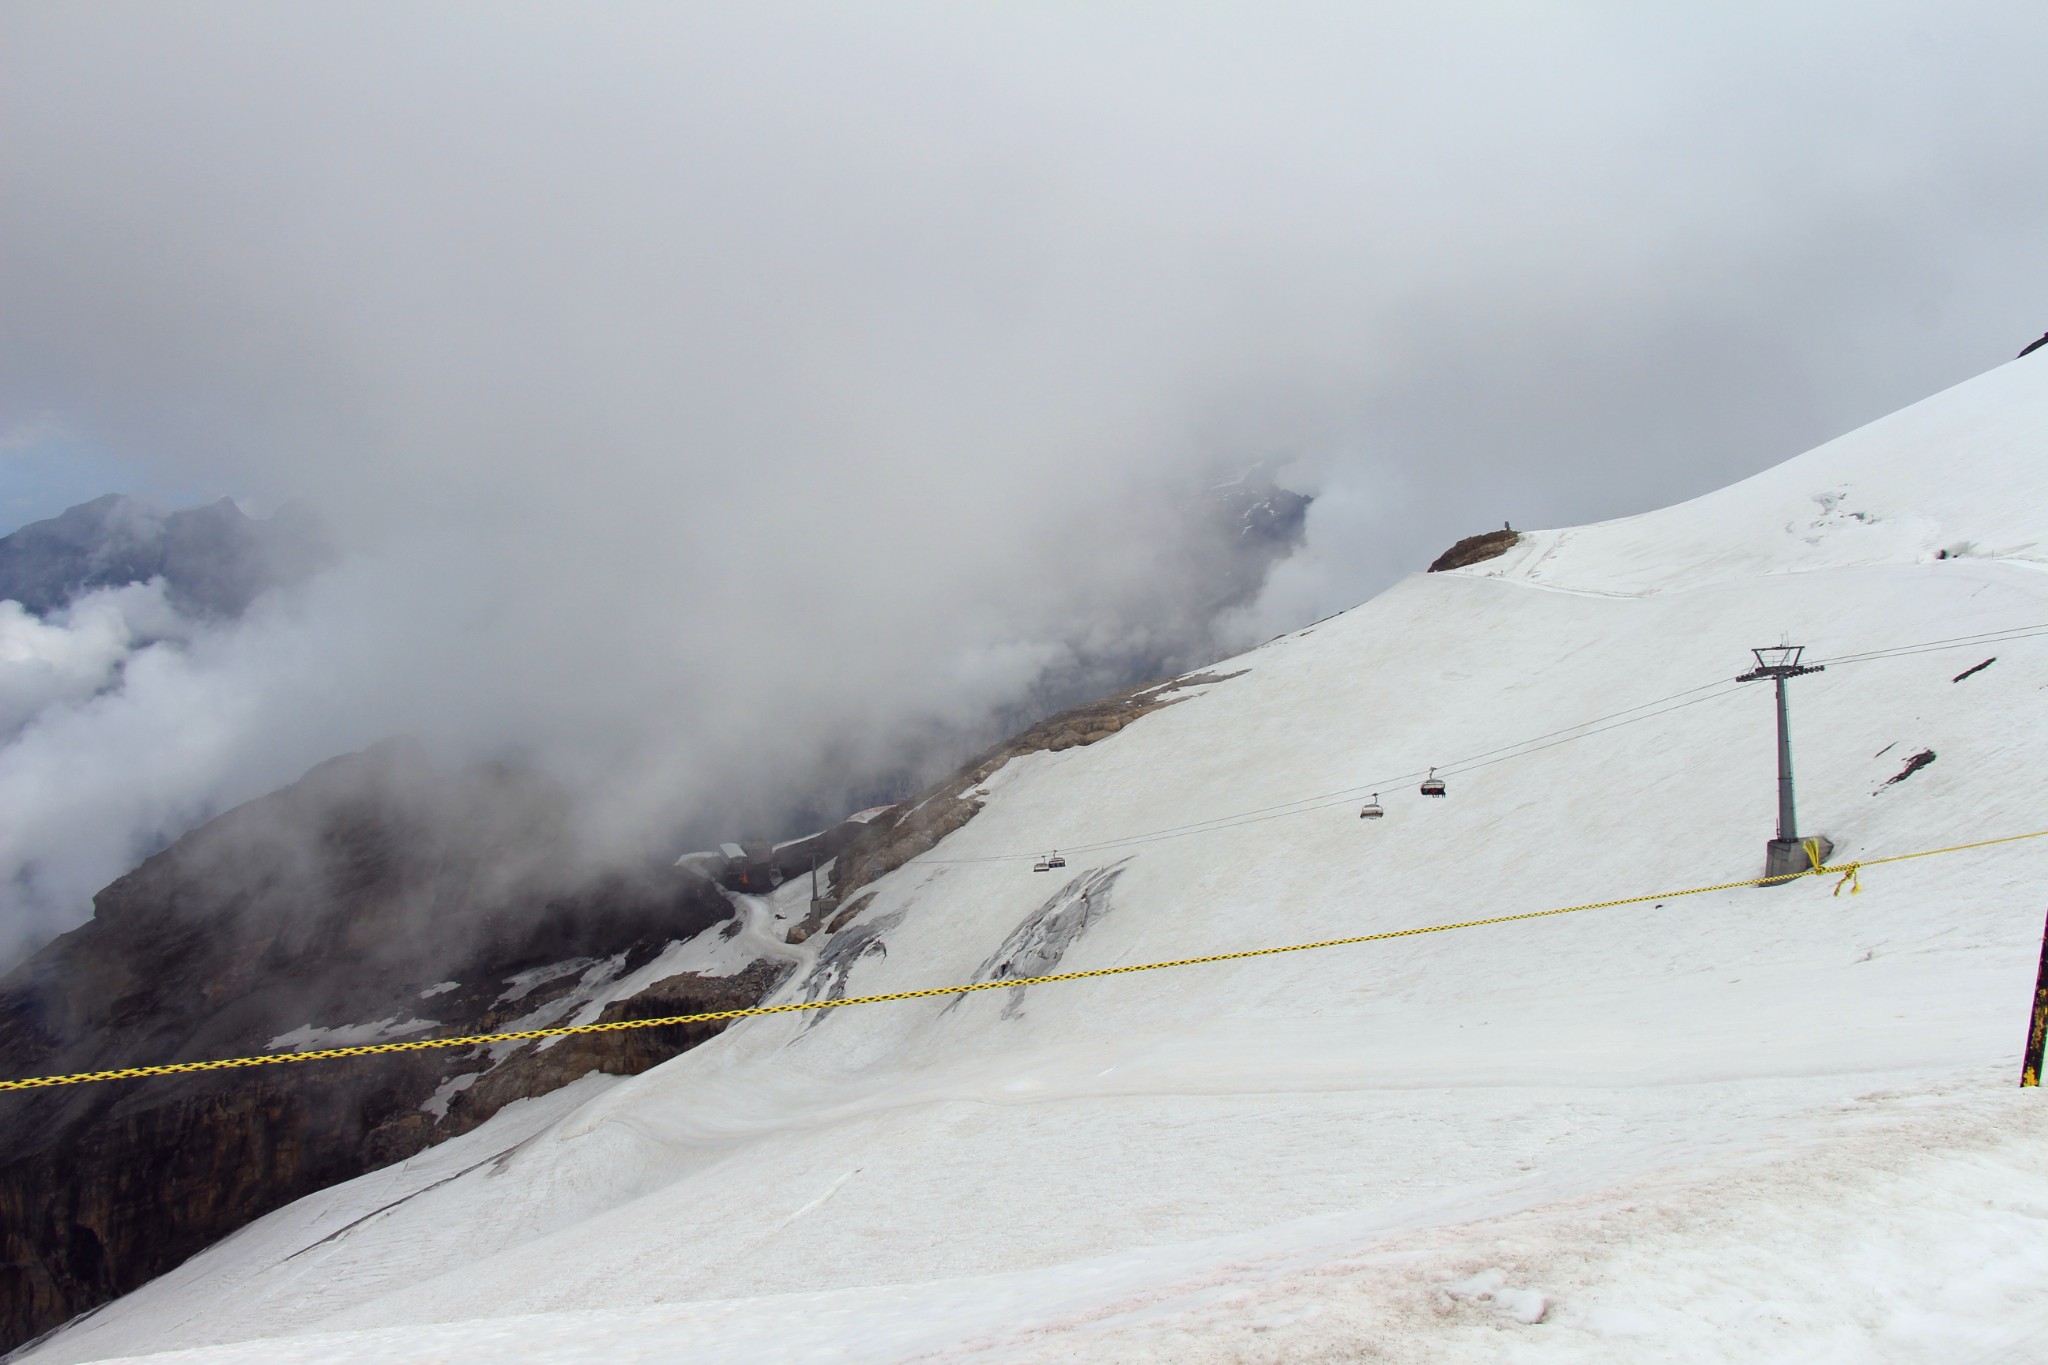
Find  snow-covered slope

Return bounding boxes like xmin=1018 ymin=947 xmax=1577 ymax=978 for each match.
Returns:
xmin=30 ymin=358 xmax=2048 ymax=1364
xmin=1470 ymin=356 xmax=2048 ymax=594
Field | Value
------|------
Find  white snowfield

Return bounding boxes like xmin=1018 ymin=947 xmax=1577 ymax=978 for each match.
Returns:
xmin=29 ymin=358 xmax=2048 ymax=1363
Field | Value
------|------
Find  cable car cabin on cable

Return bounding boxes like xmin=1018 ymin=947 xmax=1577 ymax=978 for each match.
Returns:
xmin=1034 ymin=851 xmax=1067 ymax=872
xmin=1419 ymin=769 xmax=1447 ymax=797
xmin=1359 ymin=794 xmax=1384 ymax=819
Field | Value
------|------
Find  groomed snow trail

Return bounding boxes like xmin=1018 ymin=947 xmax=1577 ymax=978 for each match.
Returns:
xmin=27 ymin=356 xmax=2048 ymax=1363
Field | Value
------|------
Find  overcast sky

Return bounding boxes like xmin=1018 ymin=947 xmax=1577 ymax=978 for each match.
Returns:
xmin=1 ymin=2 xmax=2045 ymax=956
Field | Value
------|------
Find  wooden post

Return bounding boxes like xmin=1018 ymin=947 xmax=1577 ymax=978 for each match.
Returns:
xmin=2024 ymin=905 xmax=2048 ymax=1087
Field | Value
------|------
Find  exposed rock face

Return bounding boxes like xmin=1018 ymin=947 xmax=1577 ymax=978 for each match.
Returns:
xmin=1427 ymin=527 xmax=1520 ymax=573
xmin=0 ymin=741 xmax=748 ymax=1353
xmin=1204 ymin=473 xmax=1312 ymax=599
xmin=823 ymin=670 xmax=1243 ymax=910
xmin=0 ymin=649 xmax=1262 ymax=1350
xmin=0 ymin=494 xmax=331 ymax=618
xmin=421 ymin=960 xmax=794 ymax=1142
xmin=2020 ymin=331 xmax=2048 ymax=359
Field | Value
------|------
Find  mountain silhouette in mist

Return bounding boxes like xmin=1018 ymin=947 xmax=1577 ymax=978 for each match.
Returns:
xmin=0 ymin=494 xmax=332 ymax=619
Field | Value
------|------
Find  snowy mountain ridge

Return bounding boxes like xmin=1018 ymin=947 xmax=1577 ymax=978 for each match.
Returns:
xmin=24 ymin=356 xmax=2048 ymax=1364
xmin=1467 ymin=356 xmax=2048 ymax=596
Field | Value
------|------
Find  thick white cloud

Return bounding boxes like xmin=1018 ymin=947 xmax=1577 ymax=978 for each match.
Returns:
xmin=0 ymin=584 xmax=180 ymax=734
xmin=1 ymin=3 xmax=2046 ymax=957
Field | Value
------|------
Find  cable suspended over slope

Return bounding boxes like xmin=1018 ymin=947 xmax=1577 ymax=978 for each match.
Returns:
xmin=919 ymin=617 xmax=2048 ymax=866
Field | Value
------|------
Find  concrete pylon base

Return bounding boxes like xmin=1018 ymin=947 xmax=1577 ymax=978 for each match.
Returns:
xmin=1762 ymin=835 xmax=1833 ymax=886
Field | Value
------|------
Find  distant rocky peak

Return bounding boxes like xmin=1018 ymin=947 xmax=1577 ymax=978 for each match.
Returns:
xmin=1204 ymin=463 xmax=1312 ymax=546
xmin=0 ymin=492 xmax=332 ymax=619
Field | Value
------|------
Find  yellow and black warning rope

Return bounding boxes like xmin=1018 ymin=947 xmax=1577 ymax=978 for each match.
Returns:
xmin=3 ymin=828 xmax=2043 ymax=1094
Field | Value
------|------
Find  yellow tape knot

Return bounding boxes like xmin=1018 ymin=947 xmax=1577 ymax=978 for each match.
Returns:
xmin=1800 ymin=838 xmax=1861 ymax=895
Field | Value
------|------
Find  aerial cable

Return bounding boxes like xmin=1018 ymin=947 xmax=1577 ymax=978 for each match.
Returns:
xmin=925 ymin=679 xmax=1748 ymax=864
xmin=948 ymin=675 xmax=1742 ymax=861
xmin=1434 ymin=685 xmax=1750 ymax=780
xmin=1816 ymin=621 xmax=2048 ymax=667
xmin=919 ymin=616 xmax=2048 ymax=868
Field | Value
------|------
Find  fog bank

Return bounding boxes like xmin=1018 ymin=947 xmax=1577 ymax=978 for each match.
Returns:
xmin=2 ymin=3 xmax=2046 ymax=958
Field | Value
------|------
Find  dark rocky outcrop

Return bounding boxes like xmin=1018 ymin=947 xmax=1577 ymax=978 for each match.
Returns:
xmin=1427 ymin=527 xmax=1521 ymax=573
xmin=1203 ymin=474 xmax=1311 ymax=600
xmin=0 ymin=494 xmax=331 ymax=619
xmin=2020 ymin=331 xmax=2048 ymax=360
xmin=1878 ymin=748 xmax=1936 ymax=789
xmin=413 ymin=959 xmax=795 ymax=1146
xmin=0 ymin=741 xmax=748 ymax=1353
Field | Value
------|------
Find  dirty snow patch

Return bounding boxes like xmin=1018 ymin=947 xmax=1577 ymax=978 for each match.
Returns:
xmin=266 ymin=1017 xmax=439 ymax=1052
xmin=420 ymin=1071 xmax=481 ymax=1119
xmin=497 ymin=959 xmax=598 ymax=1004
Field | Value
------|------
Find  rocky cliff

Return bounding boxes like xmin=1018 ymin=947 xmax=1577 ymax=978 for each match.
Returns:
xmin=0 ymin=666 xmax=1266 ymax=1352
xmin=0 ymin=741 xmax=747 ymax=1353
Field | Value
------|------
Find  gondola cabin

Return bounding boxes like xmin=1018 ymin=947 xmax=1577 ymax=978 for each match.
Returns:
xmin=1419 ymin=769 xmax=1447 ymax=797
xmin=1359 ymin=794 xmax=1384 ymax=819
xmin=1045 ymin=852 xmax=1066 ymax=869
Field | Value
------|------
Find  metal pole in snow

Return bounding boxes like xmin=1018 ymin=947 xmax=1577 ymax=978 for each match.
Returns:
xmin=2023 ymin=904 xmax=2048 ymax=1087
xmin=1737 ymin=644 xmax=1826 ymax=884
xmin=1775 ymin=674 xmax=1797 ymax=843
